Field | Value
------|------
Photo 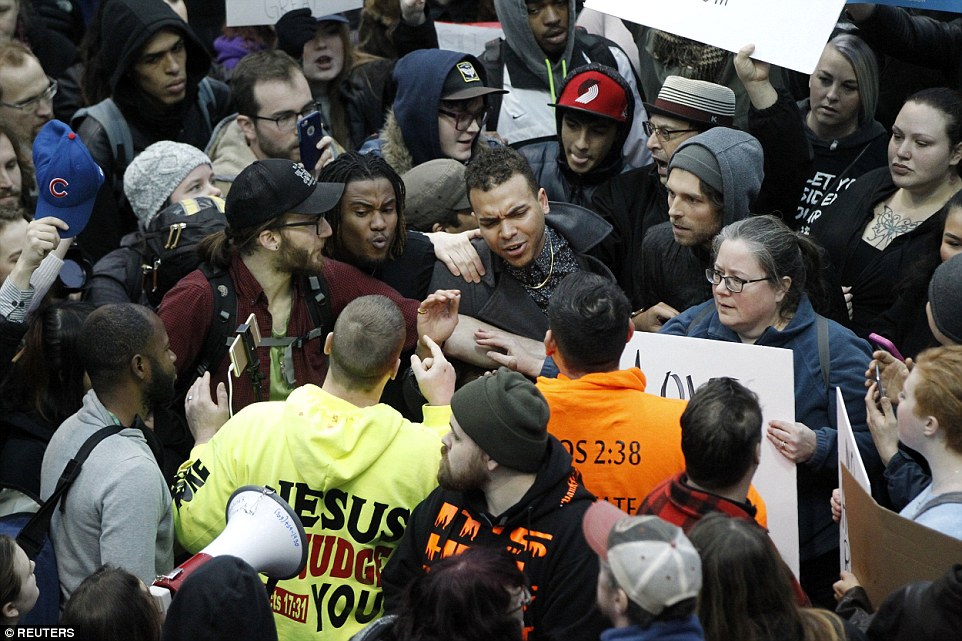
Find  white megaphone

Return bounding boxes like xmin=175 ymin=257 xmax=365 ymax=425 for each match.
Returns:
xmin=150 ymin=485 xmax=307 ymax=613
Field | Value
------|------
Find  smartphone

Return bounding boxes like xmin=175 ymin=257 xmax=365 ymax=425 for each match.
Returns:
xmin=868 ymin=332 xmax=905 ymax=362
xmin=874 ymin=363 xmax=885 ymax=399
xmin=298 ymin=111 xmax=336 ymax=172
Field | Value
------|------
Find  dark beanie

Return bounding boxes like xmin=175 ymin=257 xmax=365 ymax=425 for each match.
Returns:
xmin=668 ymin=143 xmax=722 ymax=193
xmin=450 ymin=368 xmax=550 ymax=472
xmin=929 ymin=253 xmax=962 ymax=344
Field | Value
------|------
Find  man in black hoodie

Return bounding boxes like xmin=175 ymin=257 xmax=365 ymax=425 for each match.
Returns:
xmin=382 ymin=368 xmax=606 ymax=641
xmin=72 ymin=0 xmax=231 ymax=262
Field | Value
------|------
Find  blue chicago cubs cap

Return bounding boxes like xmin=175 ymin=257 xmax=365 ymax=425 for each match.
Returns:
xmin=32 ymin=120 xmax=105 ymax=238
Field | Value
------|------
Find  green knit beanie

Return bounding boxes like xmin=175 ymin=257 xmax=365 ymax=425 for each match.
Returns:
xmin=450 ymin=368 xmax=550 ymax=472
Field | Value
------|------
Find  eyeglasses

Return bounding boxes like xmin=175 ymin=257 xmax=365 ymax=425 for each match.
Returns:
xmin=275 ymin=218 xmax=327 ymax=236
xmin=0 ymin=79 xmax=58 ymax=112
xmin=642 ymin=121 xmax=699 ymax=142
xmin=508 ymin=586 xmax=532 ymax=614
xmin=438 ymin=107 xmax=488 ymax=133
xmin=251 ymin=103 xmax=318 ymax=132
xmin=706 ymin=268 xmax=771 ymax=293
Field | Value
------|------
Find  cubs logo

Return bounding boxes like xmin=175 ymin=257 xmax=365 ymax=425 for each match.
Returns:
xmin=457 ymin=61 xmax=480 ymax=83
xmin=48 ymin=178 xmax=69 ymax=198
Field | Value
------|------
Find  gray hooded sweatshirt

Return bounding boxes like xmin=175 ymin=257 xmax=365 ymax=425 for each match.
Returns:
xmin=637 ymin=128 xmax=765 ymax=312
xmin=490 ymin=0 xmax=651 ymax=167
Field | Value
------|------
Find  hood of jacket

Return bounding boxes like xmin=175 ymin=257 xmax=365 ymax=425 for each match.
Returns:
xmin=553 ymin=63 xmax=634 ymax=182
xmin=671 ymin=127 xmax=764 ymax=226
xmin=284 ymin=385 xmax=418 ymax=490
xmin=495 ymin=0 xmax=576 ymax=90
xmin=161 ymin=556 xmax=278 ymax=641
xmin=798 ymin=98 xmax=888 ymax=153
xmin=100 ymin=0 xmax=210 ymax=103
xmin=391 ymin=50 xmax=493 ymax=168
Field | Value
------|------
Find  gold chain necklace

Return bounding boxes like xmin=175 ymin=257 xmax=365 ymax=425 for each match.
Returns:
xmin=528 ymin=233 xmax=555 ymax=290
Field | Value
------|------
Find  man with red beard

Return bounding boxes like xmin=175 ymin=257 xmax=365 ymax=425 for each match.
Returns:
xmin=158 ymin=159 xmax=460 ymax=414
xmin=382 ymin=368 xmax=606 ymax=641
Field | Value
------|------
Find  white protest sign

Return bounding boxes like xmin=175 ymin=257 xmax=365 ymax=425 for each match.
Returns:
xmin=226 ymin=0 xmax=363 ymax=27
xmin=620 ymin=332 xmax=799 ymax=575
xmin=436 ymin=22 xmax=503 ymax=57
xmin=584 ymin=0 xmax=846 ymax=74
xmin=837 ymin=387 xmax=872 ymax=573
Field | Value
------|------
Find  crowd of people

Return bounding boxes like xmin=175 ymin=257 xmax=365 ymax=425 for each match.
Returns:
xmin=2 ymin=0 xmax=962 ymax=640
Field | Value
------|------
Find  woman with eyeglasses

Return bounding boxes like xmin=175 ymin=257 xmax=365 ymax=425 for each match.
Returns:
xmin=810 ymin=87 xmax=962 ymax=339
xmin=661 ymin=215 xmax=881 ymax=609
xmin=359 ymin=50 xmax=506 ymax=176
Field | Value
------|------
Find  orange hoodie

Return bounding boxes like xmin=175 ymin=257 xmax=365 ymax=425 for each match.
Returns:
xmin=537 ymin=368 xmax=767 ymax=526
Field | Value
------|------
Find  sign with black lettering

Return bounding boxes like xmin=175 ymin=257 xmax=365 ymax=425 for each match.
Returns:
xmin=619 ymin=332 xmax=799 ymax=574
xmin=836 ymin=388 xmax=871 ymax=574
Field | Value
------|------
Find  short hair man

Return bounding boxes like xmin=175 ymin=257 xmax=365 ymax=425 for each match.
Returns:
xmin=583 ymin=503 xmax=703 ymax=638
xmin=0 ymin=42 xmax=54 ymax=148
xmin=159 ymin=158 xmax=458 ymax=414
xmin=41 ymin=304 xmax=177 ymax=598
xmin=536 ymin=272 xmax=687 ymax=513
xmin=591 ymin=77 xmax=736 ymax=311
xmin=173 ymin=295 xmax=455 ymax=639
xmin=206 ymin=50 xmax=316 ymax=194
xmin=636 ymin=127 xmax=763 ymax=331
xmin=382 ymin=368 xmax=607 ymax=641
xmin=429 ymin=146 xmax=613 ymax=341
xmin=520 ymin=64 xmax=634 ymax=210
xmin=638 ymin=377 xmax=764 ymax=529
xmin=402 ymin=159 xmax=477 ymax=234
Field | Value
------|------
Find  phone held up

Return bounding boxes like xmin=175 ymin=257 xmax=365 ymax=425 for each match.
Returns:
xmin=868 ymin=332 xmax=905 ymax=363
xmin=298 ymin=111 xmax=337 ymax=172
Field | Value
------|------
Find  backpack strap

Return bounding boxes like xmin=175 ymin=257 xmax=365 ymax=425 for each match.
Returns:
xmin=191 ymin=268 xmax=334 ymax=391
xmin=193 ymin=263 xmax=237 ymax=384
xmin=71 ymin=99 xmax=134 ymax=180
xmin=913 ymin=491 xmax=962 ymax=520
xmin=816 ymin=313 xmax=831 ymax=389
xmin=16 ymin=424 xmax=124 ymax=558
xmin=684 ymin=304 xmax=715 ymax=336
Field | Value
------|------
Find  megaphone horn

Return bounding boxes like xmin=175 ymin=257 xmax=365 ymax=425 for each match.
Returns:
xmin=151 ymin=485 xmax=307 ymax=611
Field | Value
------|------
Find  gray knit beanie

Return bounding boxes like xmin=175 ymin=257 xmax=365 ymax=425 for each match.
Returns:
xmin=668 ymin=143 xmax=723 ymax=193
xmin=450 ymin=368 xmax=550 ymax=472
xmin=929 ymin=253 xmax=962 ymax=344
xmin=124 ymin=141 xmax=212 ymax=227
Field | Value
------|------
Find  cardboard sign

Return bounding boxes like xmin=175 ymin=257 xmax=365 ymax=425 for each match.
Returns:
xmin=226 ymin=0 xmax=363 ymax=27
xmin=620 ymin=332 xmax=799 ymax=574
xmin=849 ymin=0 xmax=962 ymax=13
xmin=837 ymin=387 xmax=871 ymax=572
xmin=584 ymin=0 xmax=846 ymax=74
xmin=841 ymin=466 xmax=962 ymax=607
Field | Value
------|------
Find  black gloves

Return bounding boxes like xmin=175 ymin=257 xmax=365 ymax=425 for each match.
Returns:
xmin=275 ymin=7 xmax=318 ymax=59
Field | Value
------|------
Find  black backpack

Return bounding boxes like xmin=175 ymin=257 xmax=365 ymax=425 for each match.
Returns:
xmin=140 ymin=195 xmax=227 ymax=307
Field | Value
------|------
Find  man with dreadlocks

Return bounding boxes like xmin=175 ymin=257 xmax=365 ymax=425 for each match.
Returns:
xmin=319 ymin=152 xmax=489 ymax=301
xmin=158 ymin=158 xmax=460 ymax=418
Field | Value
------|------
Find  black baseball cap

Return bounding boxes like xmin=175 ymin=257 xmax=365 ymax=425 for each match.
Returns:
xmin=441 ymin=60 xmax=507 ymax=101
xmin=225 ymin=159 xmax=344 ymax=229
